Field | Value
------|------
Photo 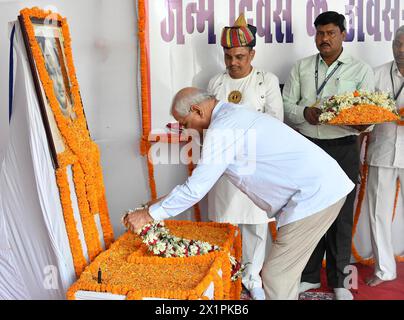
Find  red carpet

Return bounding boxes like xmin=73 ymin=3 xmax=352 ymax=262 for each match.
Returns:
xmin=311 ymin=262 xmax=404 ymax=300
xmin=241 ymin=262 xmax=404 ymax=300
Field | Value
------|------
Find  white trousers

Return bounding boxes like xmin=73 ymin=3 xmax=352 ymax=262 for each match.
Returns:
xmin=366 ymin=165 xmax=403 ymax=281
xmin=238 ymin=223 xmax=270 ymax=291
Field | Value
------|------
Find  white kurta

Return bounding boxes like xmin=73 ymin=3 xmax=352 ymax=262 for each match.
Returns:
xmin=149 ymin=101 xmax=354 ymax=228
xmin=367 ymin=61 xmax=404 ymax=168
xmin=365 ymin=61 xmax=404 ymax=280
xmin=206 ymin=68 xmax=283 ymax=224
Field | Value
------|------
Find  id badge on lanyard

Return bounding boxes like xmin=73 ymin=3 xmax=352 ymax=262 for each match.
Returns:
xmin=315 ymin=54 xmax=342 ymax=102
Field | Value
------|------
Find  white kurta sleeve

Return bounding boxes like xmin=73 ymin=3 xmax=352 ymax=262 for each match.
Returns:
xmin=264 ymin=73 xmax=284 ymax=122
xmin=207 ymin=73 xmax=222 ymax=96
xmin=149 ymin=128 xmax=239 ymax=220
xmin=283 ymin=62 xmax=307 ymax=125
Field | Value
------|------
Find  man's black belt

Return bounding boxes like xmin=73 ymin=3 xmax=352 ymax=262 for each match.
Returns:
xmin=304 ymin=135 xmax=357 ymax=147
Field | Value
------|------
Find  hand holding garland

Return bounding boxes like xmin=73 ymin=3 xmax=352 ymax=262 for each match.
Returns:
xmin=122 ymin=206 xmax=154 ymax=234
xmin=121 ymin=210 xmax=247 ymax=281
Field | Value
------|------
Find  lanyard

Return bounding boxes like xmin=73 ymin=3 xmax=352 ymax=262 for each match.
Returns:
xmin=315 ymin=54 xmax=342 ymax=99
xmin=390 ymin=62 xmax=404 ymax=101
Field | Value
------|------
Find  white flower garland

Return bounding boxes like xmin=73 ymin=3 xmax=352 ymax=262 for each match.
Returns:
xmin=124 ymin=209 xmax=246 ymax=281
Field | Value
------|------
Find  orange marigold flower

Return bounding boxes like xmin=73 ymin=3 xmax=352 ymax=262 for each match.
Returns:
xmin=20 ymin=7 xmax=114 ymax=277
xmin=67 ymin=221 xmax=242 ymax=300
xmin=328 ymin=104 xmax=400 ymax=125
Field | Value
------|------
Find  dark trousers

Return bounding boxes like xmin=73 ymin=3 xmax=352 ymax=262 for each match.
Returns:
xmin=301 ymin=135 xmax=360 ymax=288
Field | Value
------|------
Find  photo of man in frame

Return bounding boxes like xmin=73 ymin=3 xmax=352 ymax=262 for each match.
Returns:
xmin=35 ymin=25 xmax=77 ymax=121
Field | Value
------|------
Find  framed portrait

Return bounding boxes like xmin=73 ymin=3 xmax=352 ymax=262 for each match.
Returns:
xmin=19 ymin=12 xmax=79 ymax=168
xmin=18 ymin=8 xmax=114 ymax=275
xmin=34 ymin=21 xmax=77 ymax=122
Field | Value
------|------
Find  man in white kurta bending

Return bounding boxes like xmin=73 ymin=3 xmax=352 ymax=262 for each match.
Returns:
xmin=124 ymin=87 xmax=354 ymax=300
xmin=206 ymin=14 xmax=283 ymax=300
xmin=365 ymin=25 xmax=404 ymax=287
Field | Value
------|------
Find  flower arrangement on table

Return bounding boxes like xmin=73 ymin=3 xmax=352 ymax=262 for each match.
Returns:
xmin=318 ymin=90 xmax=400 ymax=125
xmin=67 ymin=217 xmax=243 ymax=300
xmin=125 ymin=209 xmax=246 ymax=282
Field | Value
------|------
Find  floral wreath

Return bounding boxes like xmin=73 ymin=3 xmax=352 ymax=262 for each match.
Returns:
xmin=123 ymin=209 xmax=246 ymax=281
xmin=318 ymin=90 xmax=399 ymax=124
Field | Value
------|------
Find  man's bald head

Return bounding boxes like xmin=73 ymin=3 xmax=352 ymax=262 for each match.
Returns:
xmin=171 ymin=87 xmax=214 ymax=117
xmin=170 ymin=87 xmax=217 ymax=136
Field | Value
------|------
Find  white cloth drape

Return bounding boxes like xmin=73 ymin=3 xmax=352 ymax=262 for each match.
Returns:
xmin=0 ymin=21 xmax=77 ymax=299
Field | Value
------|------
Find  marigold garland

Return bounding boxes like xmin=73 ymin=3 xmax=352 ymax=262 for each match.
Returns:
xmin=72 ymin=163 xmax=103 ymax=261
xmin=137 ymin=0 xmax=153 ymax=176
xmin=98 ymin=192 xmax=114 ymax=249
xmin=138 ymin=0 xmax=150 ymax=139
xmin=20 ymin=7 xmax=114 ymax=276
xmin=392 ymin=180 xmax=400 ymax=222
xmin=319 ymin=91 xmax=399 ymax=125
xmin=328 ymin=104 xmax=399 ymax=125
xmin=146 ymin=145 xmax=157 ymax=200
xmin=55 ymin=166 xmax=87 ymax=277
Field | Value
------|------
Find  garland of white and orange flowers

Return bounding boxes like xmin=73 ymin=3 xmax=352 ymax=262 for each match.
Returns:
xmin=123 ymin=210 xmax=245 ymax=281
xmin=318 ymin=90 xmax=398 ymax=123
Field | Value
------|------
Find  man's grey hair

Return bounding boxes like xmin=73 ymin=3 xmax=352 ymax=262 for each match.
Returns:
xmin=395 ymin=25 xmax=404 ymax=40
xmin=171 ymin=88 xmax=215 ymax=117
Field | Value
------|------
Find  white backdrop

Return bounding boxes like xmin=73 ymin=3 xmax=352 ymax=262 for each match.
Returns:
xmin=147 ymin=0 xmax=399 ymax=133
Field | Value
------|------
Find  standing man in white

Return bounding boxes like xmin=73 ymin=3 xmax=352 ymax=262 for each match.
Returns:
xmin=207 ymin=14 xmax=283 ymax=300
xmin=365 ymin=25 xmax=404 ymax=287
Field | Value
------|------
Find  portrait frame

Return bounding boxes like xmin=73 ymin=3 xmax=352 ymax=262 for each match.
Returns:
xmin=18 ymin=8 xmax=115 ymax=277
xmin=18 ymin=10 xmax=83 ymax=169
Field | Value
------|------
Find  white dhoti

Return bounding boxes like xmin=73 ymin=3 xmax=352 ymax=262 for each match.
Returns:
xmin=365 ymin=165 xmax=403 ymax=281
xmin=208 ymin=175 xmax=271 ymax=291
